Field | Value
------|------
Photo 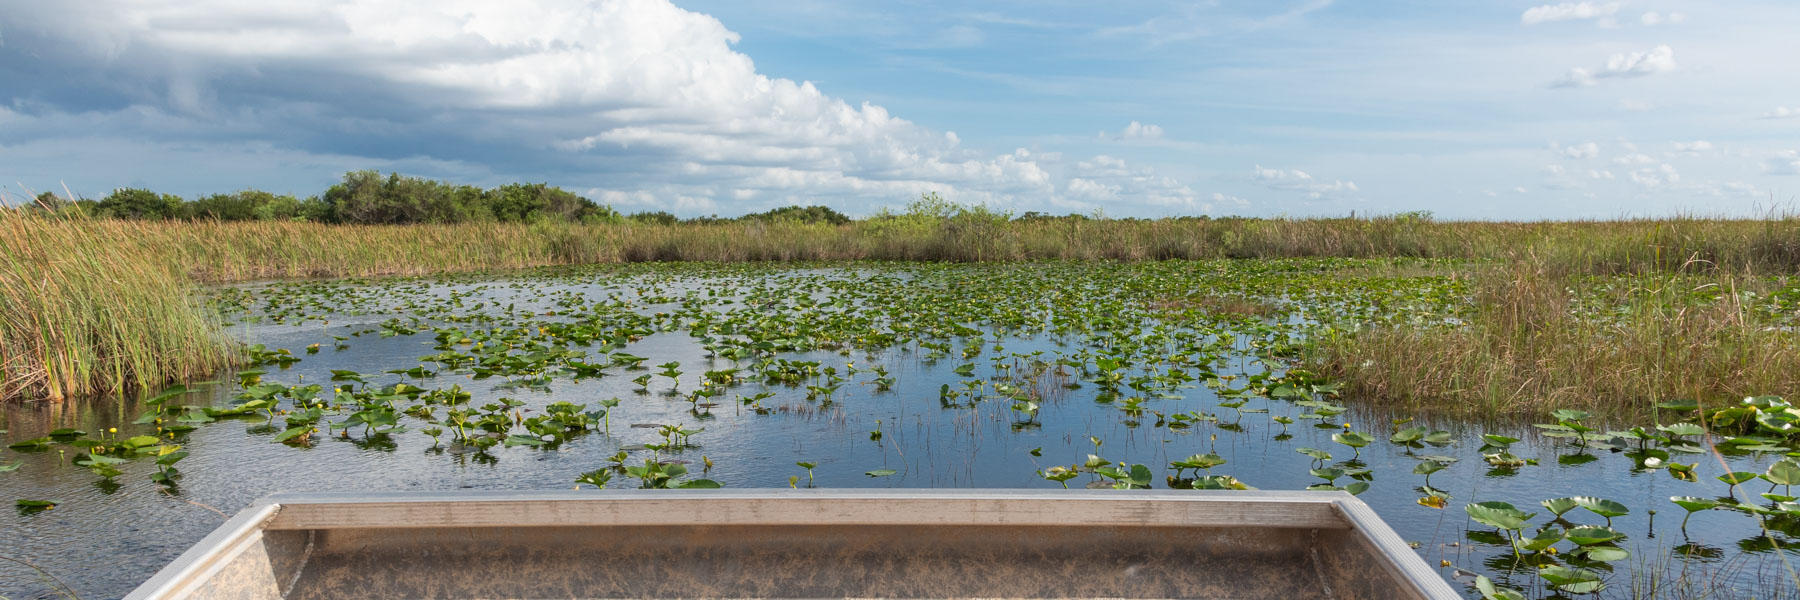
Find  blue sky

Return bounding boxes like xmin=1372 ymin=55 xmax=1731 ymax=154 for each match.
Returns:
xmin=1 ymin=0 xmax=1796 ymax=218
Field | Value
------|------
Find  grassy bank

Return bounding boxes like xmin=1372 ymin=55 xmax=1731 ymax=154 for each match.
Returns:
xmin=5 ymin=209 xmax=1800 ymax=406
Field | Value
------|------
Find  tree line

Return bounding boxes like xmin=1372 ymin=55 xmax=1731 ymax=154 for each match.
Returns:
xmin=23 ymin=170 xmax=856 ymax=226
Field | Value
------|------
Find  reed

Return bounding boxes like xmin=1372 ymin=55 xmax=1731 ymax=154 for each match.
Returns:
xmin=0 ymin=212 xmax=234 ymax=402
xmin=1307 ymin=254 xmax=1800 ymax=417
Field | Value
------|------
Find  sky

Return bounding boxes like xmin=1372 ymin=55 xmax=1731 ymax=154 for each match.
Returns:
xmin=1 ymin=0 xmax=1797 ymax=219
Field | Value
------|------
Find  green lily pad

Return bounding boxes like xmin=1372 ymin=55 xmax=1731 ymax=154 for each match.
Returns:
xmin=1466 ymin=501 xmax=1534 ymax=531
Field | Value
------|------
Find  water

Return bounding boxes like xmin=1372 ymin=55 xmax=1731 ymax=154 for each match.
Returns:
xmin=1 ymin=262 xmax=1795 ymax=599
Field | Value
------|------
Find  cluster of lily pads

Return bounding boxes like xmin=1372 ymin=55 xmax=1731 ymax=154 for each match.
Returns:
xmin=7 ymin=259 xmax=1800 ymax=598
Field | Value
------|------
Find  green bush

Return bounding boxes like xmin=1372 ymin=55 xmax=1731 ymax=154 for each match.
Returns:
xmin=95 ymin=188 xmax=183 ymax=220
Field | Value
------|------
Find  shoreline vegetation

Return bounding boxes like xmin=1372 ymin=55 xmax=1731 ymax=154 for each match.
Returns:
xmin=4 ymin=172 xmax=1799 ymax=417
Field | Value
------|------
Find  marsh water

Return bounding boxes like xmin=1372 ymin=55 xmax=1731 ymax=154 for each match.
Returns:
xmin=2 ymin=261 xmax=1796 ymax=599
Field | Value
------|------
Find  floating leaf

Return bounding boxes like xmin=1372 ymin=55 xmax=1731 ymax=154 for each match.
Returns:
xmin=1515 ymin=527 xmax=1564 ymax=553
xmin=1413 ymin=461 xmax=1447 ymax=476
xmin=1572 ymin=496 xmax=1629 ymax=519
xmin=270 ymin=426 xmax=312 ymax=444
xmin=1465 ymin=501 xmax=1534 ymax=531
xmin=1575 ymin=545 xmax=1630 ymax=562
xmin=1565 ymin=525 xmax=1624 ymax=546
xmin=1476 ymin=575 xmax=1526 ymax=600
xmin=1538 ymin=565 xmax=1605 ymax=594
xmin=1541 ymin=497 xmax=1580 ymax=516
xmin=1481 ymin=434 xmax=1520 ymax=448
xmin=1762 ymin=459 xmax=1800 ymax=486
xmin=864 ymin=469 xmax=897 ymax=477
xmin=1390 ymin=426 xmax=1426 ymax=443
xmin=7 ymin=437 xmax=52 ymax=450
xmin=1718 ymin=471 xmax=1759 ymax=485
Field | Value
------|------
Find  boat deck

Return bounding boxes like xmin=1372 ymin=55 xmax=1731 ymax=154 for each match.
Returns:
xmin=129 ymin=490 xmax=1458 ymax=600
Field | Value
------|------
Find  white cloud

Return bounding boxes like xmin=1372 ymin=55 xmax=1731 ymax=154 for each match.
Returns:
xmin=1630 ymin=163 xmax=1681 ymax=188
xmin=1613 ymin=152 xmax=1657 ymax=165
xmin=1763 ymin=106 xmax=1800 ymax=120
xmin=1617 ymin=99 xmax=1654 ymax=111
xmin=1251 ymin=165 xmax=1358 ymax=199
xmin=0 ymin=0 xmax=1211 ymax=215
xmin=1521 ymin=2 xmax=1620 ymax=26
xmin=1707 ymin=181 xmax=1760 ymax=197
xmin=1640 ymin=12 xmax=1686 ymax=26
xmin=1768 ymin=151 xmax=1800 ymax=175
xmin=1122 ymin=120 xmax=1164 ymax=140
xmin=1560 ymin=141 xmax=1600 ymax=159
xmin=1102 ymin=121 xmax=1165 ymax=141
xmin=1552 ymin=45 xmax=1677 ymax=88
xmin=1671 ymin=141 xmax=1713 ymax=154
xmin=1588 ymin=169 xmax=1615 ymax=179
xmin=1069 ymin=156 xmax=1204 ymax=210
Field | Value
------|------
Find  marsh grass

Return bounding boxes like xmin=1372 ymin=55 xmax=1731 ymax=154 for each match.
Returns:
xmin=1310 ymin=253 xmax=1800 ymax=417
xmin=0 ymin=212 xmax=235 ymax=402
xmin=6 ymin=203 xmax=1800 ymax=405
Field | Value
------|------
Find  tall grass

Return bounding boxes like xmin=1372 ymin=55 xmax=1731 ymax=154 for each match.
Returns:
xmin=0 ymin=213 xmax=234 ymax=402
xmin=5 ymin=207 xmax=1800 ymax=404
xmin=41 ymin=213 xmax=1800 ymax=280
xmin=1308 ymin=254 xmax=1800 ymax=417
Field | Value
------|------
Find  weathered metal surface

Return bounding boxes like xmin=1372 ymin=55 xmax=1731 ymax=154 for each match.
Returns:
xmin=125 ymin=490 xmax=1459 ymax=600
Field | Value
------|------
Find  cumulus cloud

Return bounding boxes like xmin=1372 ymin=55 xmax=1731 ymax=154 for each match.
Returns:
xmin=1067 ymin=154 xmax=1205 ymax=211
xmin=1552 ymin=45 xmax=1676 ymax=88
xmin=1763 ymin=106 xmax=1800 ymax=120
xmin=1100 ymin=121 xmax=1165 ymax=141
xmin=1121 ymin=121 xmax=1164 ymax=140
xmin=1629 ymin=163 xmax=1681 ymax=188
xmin=1251 ymin=165 xmax=1357 ymax=199
xmin=1769 ymin=151 xmax=1800 ymax=176
xmin=1640 ymin=12 xmax=1686 ymax=26
xmin=1521 ymin=2 xmax=1620 ymax=26
xmin=1560 ymin=141 xmax=1599 ymax=159
xmin=0 ymin=0 xmax=1197 ymax=214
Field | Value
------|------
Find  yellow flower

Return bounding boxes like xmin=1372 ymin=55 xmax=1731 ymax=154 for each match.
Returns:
xmin=108 ymin=427 xmax=118 ymax=434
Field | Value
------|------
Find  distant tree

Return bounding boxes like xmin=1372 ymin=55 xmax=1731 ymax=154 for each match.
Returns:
xmin=29 ymin=191 xmax=72 ymax=213
xmin=744 ymin=205 xmax=850 ymax=225
xmin=628 ymin=211 xmax=679 ymax=226
xmin=484 ymin=183 xmax=610 ymax=223
xmin=323 ymin=171 xmax=483 ymax=224
xmin=95 ymin=188 xmax=183 ymax=219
